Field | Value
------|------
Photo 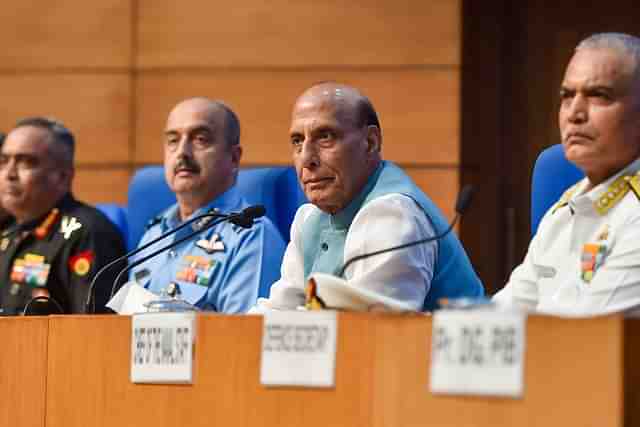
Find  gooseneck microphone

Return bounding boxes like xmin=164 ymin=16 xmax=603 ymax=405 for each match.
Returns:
xmin=337 ymin=185 xmax=475 ymax=278
xmin=105 ymin=205 xmax=266 ymax=311
xmin=84 ymin=205 xmax=265 ymax=313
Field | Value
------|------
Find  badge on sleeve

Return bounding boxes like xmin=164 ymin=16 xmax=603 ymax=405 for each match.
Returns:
xmin=69 ymin=250 xmax=95 ymax=276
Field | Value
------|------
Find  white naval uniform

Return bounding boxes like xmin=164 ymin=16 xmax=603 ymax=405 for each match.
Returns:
xmin=494 ymin=157 xmax=640 ymax=316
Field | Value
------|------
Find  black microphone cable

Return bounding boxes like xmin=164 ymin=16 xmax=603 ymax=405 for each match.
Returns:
xmin=338 ymin=185 xmax=475 ymax=278
xmin=22 ymin=295 xmax=64 ymax=316
xmin=84 ymin=210 xmax=229 ymax=313
xmin=85 ymin=205 xmax=265 ymax=313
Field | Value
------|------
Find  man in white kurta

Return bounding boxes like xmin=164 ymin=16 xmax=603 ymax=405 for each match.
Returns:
xmin=494 ymin=32 xmax=640 ymax=315
xmin=252 ymin=83 xmax=483 ymax=312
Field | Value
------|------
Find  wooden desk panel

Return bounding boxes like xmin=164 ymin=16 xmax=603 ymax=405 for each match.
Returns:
xmin=44 ymin=314 xmax=638 ymax=427
xmin=370 ymin=315 xmax=627 ymax=427
xmin=45 ymin=314 xmax=376 ymax=427
xmin=0 ymin=317 xmax=48 ymax=427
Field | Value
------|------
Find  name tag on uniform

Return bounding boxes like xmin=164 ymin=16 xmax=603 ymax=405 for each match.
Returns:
xmin=130 ymin=312 xmax=196 ymax=383
xmin=260 ymin=310 xmax=337 ymax=388
xmin=430 ymin=310 xmax=526 ymax=397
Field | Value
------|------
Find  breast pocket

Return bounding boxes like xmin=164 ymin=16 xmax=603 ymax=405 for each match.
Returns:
xmin=173 ymin=281 xmax=209 ymax=305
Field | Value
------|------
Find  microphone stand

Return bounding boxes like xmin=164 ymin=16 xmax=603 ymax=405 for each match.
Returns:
xmin=85 ymin=210 xmax=227 ymax=314
xmin=107 ymin=206 xmax=266 ymax=313
xmin=111 ymin=215 xmax=231 ymax=300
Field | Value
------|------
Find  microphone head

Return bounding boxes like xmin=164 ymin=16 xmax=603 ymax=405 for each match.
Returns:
xmin=230 ymin=205 xmax=266 ymax=228
xmin=455 ymin=185 xmax=475 ymax=215
xmin=242 ymin=205 xmax=266 ymax=220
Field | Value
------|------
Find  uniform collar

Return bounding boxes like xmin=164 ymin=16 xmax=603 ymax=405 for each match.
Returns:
xmin=330 ymin=162 xmax=384 ymax=231
xmin=3 ymin=193 xmax=73 ymax=235
xmin=162 ymin=185 xmax=243 ymax=229
xmin=569 ymin=157 xmax=640 ymax=213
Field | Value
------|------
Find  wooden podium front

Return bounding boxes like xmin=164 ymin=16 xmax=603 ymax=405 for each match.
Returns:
xmin=0 ymin=317 xmax=48 ymax=427
xmin=38 ymin=313 xmax=640 ymax=427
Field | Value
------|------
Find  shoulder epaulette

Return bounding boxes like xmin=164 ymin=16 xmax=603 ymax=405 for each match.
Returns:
xmin=629 ymin=172 xmax=640 ymax=201
xmin=145 ymin=216 xmax=162 ymax=230
xmin=551 ymin=183 xmax=579 ymax=214
xmin=593 ymin=174 xmax=638 ymax=215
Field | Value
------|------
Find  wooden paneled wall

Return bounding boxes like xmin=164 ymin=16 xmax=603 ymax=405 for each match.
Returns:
xmin=0 ymin=0 xmax=461 ymax=218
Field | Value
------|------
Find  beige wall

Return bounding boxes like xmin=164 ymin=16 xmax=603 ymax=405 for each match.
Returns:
xmin=0 ymin=0 xmax=460 ymax=217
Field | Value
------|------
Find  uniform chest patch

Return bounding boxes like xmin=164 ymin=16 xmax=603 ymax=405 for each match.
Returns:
xmin=10 ymin=253 xmax=51 ymax=287
xmin=196 ymin=233 xmax=225 ymax=254
xmin=176 ymin=255 xmax=217 ymax=286
xmin=580 ymin=224 xmax=610 ymax=283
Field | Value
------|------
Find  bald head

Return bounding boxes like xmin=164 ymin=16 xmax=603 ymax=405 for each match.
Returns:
xmin=167 ymin=98 xmax=240 ymax=147
xmin=293 ymin=83 xmax=381 ymax=132
xmin=289 ymin=83 xmax=382 ymax=214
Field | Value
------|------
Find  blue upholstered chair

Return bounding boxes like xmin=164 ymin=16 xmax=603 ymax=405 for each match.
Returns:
xmin=530 ymin=144 xmax=584 ymax=236
xmin=95 ymin=203 xmax=128 ymax=241
xmin=126 ymin=166 xmax=306 ymax=250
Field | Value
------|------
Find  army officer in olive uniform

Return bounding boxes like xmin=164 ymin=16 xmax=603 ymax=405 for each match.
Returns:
xmin=0 ymin=117 xmax=126 ymax=315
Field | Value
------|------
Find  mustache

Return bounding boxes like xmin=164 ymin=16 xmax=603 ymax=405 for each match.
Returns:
xmin=174 ymin=157 xmax=201 ymax=174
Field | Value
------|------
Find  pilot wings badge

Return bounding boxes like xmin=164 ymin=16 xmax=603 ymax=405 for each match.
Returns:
xmin=196 ymin=233 xmax=225 ymax=254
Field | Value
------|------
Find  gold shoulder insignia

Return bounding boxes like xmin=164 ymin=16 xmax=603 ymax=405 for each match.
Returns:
xmin=594 ymin=174 xmax=635 ymax=215
xmin=629 ymin=173 xmax=640 ymax=201
xmin=552 ymin=183 xmax=579 ymax=214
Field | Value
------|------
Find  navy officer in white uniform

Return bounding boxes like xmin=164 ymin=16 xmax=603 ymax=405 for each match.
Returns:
xmin=494 ymin=33 xmax=640 ymax=315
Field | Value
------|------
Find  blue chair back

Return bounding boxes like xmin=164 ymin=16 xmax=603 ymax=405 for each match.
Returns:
xmin=126 ymin=167 xmax=176 ymax=250
xmin=126 ymin=166 xmax=306 ymax=250
xmin=236 ymin=167 xmax=307 ymax=241
xmin=530 ymin=144 xmax=584 ymax=235
xmin=95 ymin=203 xmax=128 ymax=242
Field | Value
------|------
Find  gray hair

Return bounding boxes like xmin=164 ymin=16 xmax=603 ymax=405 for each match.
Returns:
xmin=14 ymin=116 xmax=75 ymax=167
xmin=577 ymin=33 xmax=640 ymax=80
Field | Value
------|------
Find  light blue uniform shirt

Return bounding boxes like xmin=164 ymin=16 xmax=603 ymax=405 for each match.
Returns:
xmin=129 ymin=186 xmax=285 ymax=313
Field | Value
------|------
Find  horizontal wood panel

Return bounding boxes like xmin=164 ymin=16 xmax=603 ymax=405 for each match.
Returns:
xmin=73 ymin=167 xmax=131 ymax=205
xmin=0 ymin=318 xmax=48 ymax=427
xmin=406 ymin=167 xmax=458 ymax=222
xmin=135 ymin=69 xmax=459 ymax=165
xmin=0 ymin=74 xmax=131 ymax=164
xmin=0 ymin=1 xmax=131 ymax=69
xmin=137 ymin=0 xmax=459 ymax=67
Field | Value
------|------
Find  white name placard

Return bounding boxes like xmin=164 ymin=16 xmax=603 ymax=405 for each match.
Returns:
xmin=260 ymin=310 xmax=337 ymax=387
xmin=130 ymin=312 xmax=196 ymax=384
xmin=429 ymin=310 xmax=526 ymax=397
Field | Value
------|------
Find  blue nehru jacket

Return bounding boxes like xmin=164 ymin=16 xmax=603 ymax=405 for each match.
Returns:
xmin=129 ymin=185 xmax=286 ymax=313
xmin=301 ymin=161 xmax=484 ymax=310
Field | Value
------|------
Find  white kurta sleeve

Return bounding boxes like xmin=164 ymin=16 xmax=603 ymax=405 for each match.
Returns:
xmin=342 ymin=194 xmax=437 ymax=311
xmin=249 ymin=204 xmax=315 ymax=312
